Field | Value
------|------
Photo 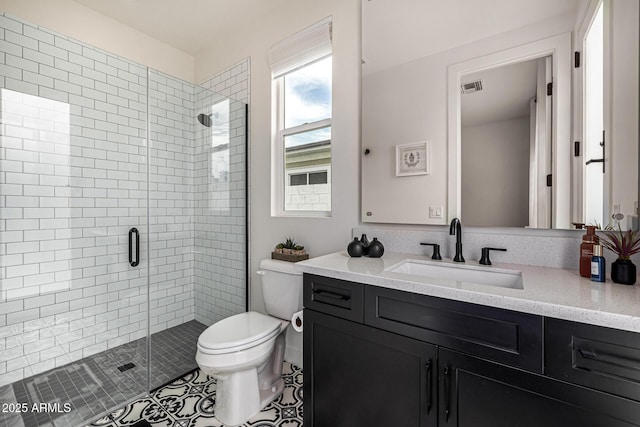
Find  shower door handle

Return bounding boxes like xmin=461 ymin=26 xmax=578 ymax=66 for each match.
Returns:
xmin=129 ymin=227 xmax=140 ymax=267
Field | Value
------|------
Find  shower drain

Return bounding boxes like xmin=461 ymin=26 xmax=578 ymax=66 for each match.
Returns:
xmin=117 ymin=362 xmax=136 ymax=372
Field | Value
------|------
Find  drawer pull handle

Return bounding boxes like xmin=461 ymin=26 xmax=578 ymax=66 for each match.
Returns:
xmin=578 ymin=348 xmax=598 ymax=359
xmin=444 ymin=365 xmax=451 ymax=422
xmin=425 ymin=359 xmax=433 ymax=414
xmin=578 ymin=347 xmax=640 ymax=367
xmin=313 ymin=290 xmax=349 ymax=301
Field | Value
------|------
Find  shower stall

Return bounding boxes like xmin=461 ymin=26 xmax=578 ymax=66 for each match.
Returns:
xmin=0 ymin=13 xmax=247 ymax=427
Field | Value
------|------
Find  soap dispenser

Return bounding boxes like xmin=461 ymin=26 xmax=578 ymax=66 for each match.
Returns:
xmin=580 ymin=226 xmax=599 ymax=278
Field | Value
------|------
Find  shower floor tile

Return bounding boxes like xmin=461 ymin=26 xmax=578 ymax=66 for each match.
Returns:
xmin=86 ymin=362 xmax=303 ymax=427
xmin=0 ymin=320 xmax=207 ymax=427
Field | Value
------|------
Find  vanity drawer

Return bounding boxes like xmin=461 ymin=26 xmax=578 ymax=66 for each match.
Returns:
xmin=364 ymin=285 xmax=543 ymax=372
xmin=303 ymin=274 xmax=364 ymax=323
xmin=545 ymin=318 xmax=640 ymax=402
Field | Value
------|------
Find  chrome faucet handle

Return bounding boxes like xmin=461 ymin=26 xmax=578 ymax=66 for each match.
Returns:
xmin=420 ymin=243 xmax=442 ymax=260
xmin=479 ymin=247 xmax=507 ymax=265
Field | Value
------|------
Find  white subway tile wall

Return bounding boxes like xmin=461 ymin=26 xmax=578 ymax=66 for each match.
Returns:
xmin=0 ymin=14 xmax=249 ymax=386
xmin=198 ymin=61 xmax=249 ymax=105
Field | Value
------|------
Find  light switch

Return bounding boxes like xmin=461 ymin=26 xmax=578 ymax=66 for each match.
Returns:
xmin=429 ymin=206 xmax=443 ymax=218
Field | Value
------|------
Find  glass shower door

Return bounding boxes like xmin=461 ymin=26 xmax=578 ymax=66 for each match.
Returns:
xmin=0 ymin=25 xmax=150 ymax=426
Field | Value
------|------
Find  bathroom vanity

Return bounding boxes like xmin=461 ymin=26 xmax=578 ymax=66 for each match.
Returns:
xmin=298 ymin=252 xmax=640 ymax=427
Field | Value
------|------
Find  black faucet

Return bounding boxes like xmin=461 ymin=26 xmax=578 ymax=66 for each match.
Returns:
xmin=449 ymin=218 xmax=465 ymax=262
xmin=479 ymin=247 xmax=507 ymax=266
xmin=420 ymin=242 xmax=442 ymax=260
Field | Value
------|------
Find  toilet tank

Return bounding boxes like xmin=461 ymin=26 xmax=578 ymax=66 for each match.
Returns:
xmin=259 ymin=259 xmax=303 ymax=320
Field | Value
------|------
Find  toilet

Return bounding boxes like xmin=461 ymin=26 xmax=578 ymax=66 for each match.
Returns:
xmin=195 ymin=259 xmax=303 ymax=426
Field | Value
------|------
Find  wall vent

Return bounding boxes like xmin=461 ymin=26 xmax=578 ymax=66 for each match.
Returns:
xmin=460 ymin=80 xmax=483 ymax=94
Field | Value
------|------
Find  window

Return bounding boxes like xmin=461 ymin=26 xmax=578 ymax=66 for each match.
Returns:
xmin=206 ymin=99 xmax=231 ymax=213
xmin=309 ymin=171 xmax=328 ymax=185
xmin=289 ymin=170 xmax=329 ymax=186
xmin=270 ymin=18 xmax=332 ymax=216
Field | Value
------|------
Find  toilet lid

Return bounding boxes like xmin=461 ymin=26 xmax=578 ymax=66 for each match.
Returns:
xmin=198 ymin=311 xmax=282 ymax=353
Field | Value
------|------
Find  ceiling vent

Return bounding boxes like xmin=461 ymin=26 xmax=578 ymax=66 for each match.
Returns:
xmin=460 ymin=80 xmax=483 ymax=94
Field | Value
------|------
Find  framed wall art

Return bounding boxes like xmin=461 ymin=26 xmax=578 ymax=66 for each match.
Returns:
xmin=396 ymin=141 xmax=430 ymax=177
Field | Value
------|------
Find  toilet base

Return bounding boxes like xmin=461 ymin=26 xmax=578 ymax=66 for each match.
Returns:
xmin=214 ymin=368 xmax=262 ymax=426
xmin=260 ymin=377 xmax=284 ymax=407
xmin=210 ymin=329 xmax=288 ymax=425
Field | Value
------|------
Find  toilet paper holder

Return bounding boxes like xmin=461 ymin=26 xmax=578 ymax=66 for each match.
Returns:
xmin=291 ymin=310 xmax=304 ymax=332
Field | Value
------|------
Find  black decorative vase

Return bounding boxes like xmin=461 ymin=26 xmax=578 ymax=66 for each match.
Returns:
xmin=347 ymin=238 xmax=365 ymax=257
xmin=611 ymin=258 xmax=637 ymax=285
xmin=367 ymin=238 xmax=385 ymax=258
xmin=360 ymin=234 xmax=370 ymax=256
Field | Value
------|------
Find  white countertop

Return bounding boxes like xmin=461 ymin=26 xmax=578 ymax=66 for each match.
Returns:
xmin=296 ymin=251 xmax=640 ymax=333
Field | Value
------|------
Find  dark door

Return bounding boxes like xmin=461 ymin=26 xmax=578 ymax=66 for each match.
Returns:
xmin=439 ymin=348 xmax=640 ymax=427
xmin=304 ymin=309 xmax=437 ymax=427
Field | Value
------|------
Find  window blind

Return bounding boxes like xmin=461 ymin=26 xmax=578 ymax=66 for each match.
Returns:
xmin=269 ymin=17 xmax=332 ymax=78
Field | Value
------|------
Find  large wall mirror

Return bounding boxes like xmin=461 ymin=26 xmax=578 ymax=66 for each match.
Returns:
xmin=361 ymin=0 xmax=639 ymax=230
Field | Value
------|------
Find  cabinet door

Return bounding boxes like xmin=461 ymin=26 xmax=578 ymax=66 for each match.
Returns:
xmin=304 ymin=309 xmax=437 ymax=427
xmin=439 ymin=349 xmax=640 ymax=427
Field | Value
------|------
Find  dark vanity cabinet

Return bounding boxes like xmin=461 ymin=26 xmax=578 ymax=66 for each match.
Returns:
xmin=303 ymin=274 xmax=437 ymax=426
xmin=303 ymin=273 xmax=640 ymax=427
xmin=440 ymin=349 xmax=640 ymax=426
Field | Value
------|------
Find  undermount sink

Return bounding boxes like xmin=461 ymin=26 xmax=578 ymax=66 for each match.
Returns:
xmin=385 ymin=259 xmax=524 ymax=289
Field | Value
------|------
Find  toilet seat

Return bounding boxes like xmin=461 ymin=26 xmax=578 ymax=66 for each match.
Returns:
xmin=198 ymin=311 xmax=282 ymax=355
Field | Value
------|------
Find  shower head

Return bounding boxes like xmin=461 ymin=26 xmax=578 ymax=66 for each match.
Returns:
xmin=197 ymin=113 xmax=212 ymax=127
xmin=197 ymin=112 xmax=220 ymax=128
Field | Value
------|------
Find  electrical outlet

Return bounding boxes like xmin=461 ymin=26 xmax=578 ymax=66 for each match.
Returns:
xmin=429 ymin=206 xmax=443 ymax=218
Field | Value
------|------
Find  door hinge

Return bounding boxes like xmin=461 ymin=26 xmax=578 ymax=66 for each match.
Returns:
xmin=546 ymin=174 xmax=552 ymax=187
xmin=574 ymin=51 xmax=581 ymax=68
xmin=574 ymin=141 xmax=580 ymax=157
xmin=547 ymin=82 xmax=553 ymax=96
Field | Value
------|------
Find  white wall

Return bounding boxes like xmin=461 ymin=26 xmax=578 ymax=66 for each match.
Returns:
xmin=0 ymin=0 xmax=195 ymax=82
xmin=195 ymin=0 xmax=361 ymax=366
xmin=462 ymin=117 xmax=530 ymax=227
xmin=362 ymin=12 xmax=577 ymax=225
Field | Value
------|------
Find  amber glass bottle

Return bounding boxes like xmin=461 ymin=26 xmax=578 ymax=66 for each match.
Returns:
xmin=580 ymin=226 xmax=599 ymax=277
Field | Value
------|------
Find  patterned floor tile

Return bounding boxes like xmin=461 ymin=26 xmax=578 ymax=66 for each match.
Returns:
xmin=89 ymin=413 xmax=118 ymax=427
xmin=153 ymin=369 xmax=215 ymax=420
xmin=186 ymin=415 xmax=224 ymax=427
xmin=95 ymin=399 xmax=173 ymax=427
xmin=87 ymin=362 xmax=303 ymax=427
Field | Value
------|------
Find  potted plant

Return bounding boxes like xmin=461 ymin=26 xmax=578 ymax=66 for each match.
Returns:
xmin=272 ymin=237 xmax=309 ymax=262
xmin=601 ymin=225 xmax=640 ymax=285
